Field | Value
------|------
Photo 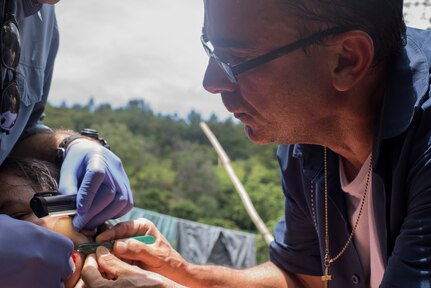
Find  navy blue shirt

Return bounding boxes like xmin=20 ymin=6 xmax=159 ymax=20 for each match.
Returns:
xmin=270 ymin=27 xmax=431 ymax=287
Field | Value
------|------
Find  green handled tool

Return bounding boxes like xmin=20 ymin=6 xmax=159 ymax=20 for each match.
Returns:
xmin=77 ymin=235 xmax=155 ymax=254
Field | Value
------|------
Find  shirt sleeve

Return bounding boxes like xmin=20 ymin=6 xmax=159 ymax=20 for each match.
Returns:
xmin=269 ymin=145 xmax=322 ymax=276
xmin=381 ymin=140 xmax=431 ymax=286
xmin=0 ymin=215 xmax=73 ymax=287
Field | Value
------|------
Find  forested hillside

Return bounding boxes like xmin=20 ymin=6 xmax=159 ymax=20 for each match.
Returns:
xmin=44 ymin=99 xmax=284 ymax=262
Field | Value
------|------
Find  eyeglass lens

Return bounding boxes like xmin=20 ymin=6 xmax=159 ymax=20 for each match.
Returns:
xmin=0 ymin=83 xmax=19 ymax=129
xmin=0 ymin=18 xmax=20 ymax=132
xmin=1 ymin=20 xmax=20 ymax=69
xmin=201 ymin=36 xmax=237 ymax=83
xmin=219 ymin=62 xmax=236 ymax=82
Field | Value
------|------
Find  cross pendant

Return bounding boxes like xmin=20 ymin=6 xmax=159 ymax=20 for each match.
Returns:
xmin=321 ymin=267 xmax=332 ymax=288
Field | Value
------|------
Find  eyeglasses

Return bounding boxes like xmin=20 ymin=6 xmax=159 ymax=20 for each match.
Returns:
xmin=201 ymin=26 xmax=353 ymax=84
xmin=0 ymin=14 xmax=20 ymax=134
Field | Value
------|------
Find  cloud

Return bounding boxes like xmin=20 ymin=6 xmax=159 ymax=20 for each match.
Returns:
xmin=50 ymin=0 xmax=231 ymax=120
xmin=50 ymin=0 xmax=430 ymax=120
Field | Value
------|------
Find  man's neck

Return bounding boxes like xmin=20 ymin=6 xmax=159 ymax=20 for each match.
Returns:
xmin=328 ymin=64 xmax=386 ymax=180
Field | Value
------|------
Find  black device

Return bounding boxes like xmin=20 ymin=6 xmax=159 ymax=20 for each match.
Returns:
xmin=30 ymin=193 xmax=77 ymax=218
xmin=55 ymin=128 xmax=110 ymax=166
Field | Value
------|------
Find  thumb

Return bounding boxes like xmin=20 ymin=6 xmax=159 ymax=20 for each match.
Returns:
xmin=81 ymin=254 xmax=110 ymax=287
xmin=96 ymin=246 xmax=141 ymax=277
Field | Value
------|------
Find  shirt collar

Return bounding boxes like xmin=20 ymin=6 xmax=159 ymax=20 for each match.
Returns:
xmin=291 ymin=144 xmax=323 ymax=180
xmin=378 ymin=27 xmax=430 ymax=140
xmin=291 ymin=28 xmax=430 ymax=177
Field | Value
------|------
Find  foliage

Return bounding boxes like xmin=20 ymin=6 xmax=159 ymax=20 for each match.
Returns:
xmin=44 ymin=100 xmax=282 ymax=263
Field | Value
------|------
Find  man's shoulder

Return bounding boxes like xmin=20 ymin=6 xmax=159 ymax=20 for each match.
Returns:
xmin=406 ymin=27 xmax=431 ymax=52
xmin=406 ymin=26 xmax=431 ymax=37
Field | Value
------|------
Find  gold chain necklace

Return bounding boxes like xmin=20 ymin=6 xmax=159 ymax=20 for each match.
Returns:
xmin=322 ymin=147 xmax=373 ymax=288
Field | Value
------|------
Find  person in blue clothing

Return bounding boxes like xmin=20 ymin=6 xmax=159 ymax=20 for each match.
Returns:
xmin=80 ymin=0 xmax=431 ymax=287
xmin=0 ymin=1 xmax=133 ymax=287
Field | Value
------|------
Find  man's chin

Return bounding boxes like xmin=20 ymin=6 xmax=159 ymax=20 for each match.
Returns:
xmin=244 ymin=125 xmax=274 ymax=144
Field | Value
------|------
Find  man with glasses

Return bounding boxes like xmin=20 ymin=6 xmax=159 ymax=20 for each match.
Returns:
xmin=0 ymin=1 xmax=134 ymax=287
xmin=82 ymin=0 xmax=431 ymax=288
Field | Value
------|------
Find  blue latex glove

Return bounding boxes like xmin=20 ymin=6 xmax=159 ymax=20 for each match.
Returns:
xmin=59 ymin=139 xmax=133 ymax=230
xmin=0 ymin=215 xmax=73 ymax=287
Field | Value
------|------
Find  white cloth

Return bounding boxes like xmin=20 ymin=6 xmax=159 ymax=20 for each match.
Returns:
xmin=340 ymin=154 xmax=385 ymax=288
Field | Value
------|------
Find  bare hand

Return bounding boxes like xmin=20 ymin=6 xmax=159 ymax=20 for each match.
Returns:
xmin=81 ymin=248 xmax=186 ymax=288
xmin=95 ymin=218 xmax=188 ymax=282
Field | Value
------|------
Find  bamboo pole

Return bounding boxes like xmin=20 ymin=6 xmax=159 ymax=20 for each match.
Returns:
xmin=200 ymin=122 xmax=274 ymax=244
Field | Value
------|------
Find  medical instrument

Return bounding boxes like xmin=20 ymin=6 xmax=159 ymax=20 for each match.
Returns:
xmin=77 ymin=235 xmax=156 ymax=254
xmin=30 ymin=193 xmax=76 ymax=218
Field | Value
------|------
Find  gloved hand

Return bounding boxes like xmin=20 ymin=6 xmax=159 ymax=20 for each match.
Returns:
xmin=0 ymin=215 xmax=74 ymax=287
xmin=59 ymin=139 xmax=133 ymax=230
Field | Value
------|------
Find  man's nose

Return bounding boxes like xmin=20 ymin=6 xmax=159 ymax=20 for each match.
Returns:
xmin=202 ymin=59 xmax=237 ymax=94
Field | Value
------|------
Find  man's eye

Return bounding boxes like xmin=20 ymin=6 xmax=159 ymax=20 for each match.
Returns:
xmin=220 ymin=53 xmax=247 ymax=65
xmin=213 ymin=48 xmax=245 ymax=64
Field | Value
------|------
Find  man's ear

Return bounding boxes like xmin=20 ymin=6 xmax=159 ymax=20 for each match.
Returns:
xmin=331 ymin=31 xmax=374 ymax=92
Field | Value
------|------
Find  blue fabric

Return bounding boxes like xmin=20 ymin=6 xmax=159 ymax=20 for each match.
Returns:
xmin=16 ymin=0 xmax=42 ymax=20
xmin=2 ymin=0 xmax=43 ymax=21
xmin=177 ymin=218 xmax=256 ymax=268
xmin=0 ymin=6 xmax=71 ymax=288
xmin=115 ymin=207 xmax=256 ymax=268
xmin=0 ymin=4 xmax=58 ymax=165
xmin=0 ymin=215 xmax=73 ymax=288
xmin=269 ymin=27 xmax=431 ymax=287
xmin=116 ymin=207 xmax=179 ymax=247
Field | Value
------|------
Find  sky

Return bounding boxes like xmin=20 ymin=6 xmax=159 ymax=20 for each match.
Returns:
xmin=50 ymin=1 xmax=430 ymax=120
xmin=51 ymin=0 xmax=229 ymax=119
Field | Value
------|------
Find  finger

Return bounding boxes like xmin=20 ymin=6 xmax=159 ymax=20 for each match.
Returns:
xmin=84 ymin=191 xmax=132 ymax=229
xmin=75 ymin=157 xmax=107 ymax=215
xmin=96 ymin=246 xmax=141 ymax=277
xmin=73 ymin=184 xmax=115 ymax=230
xmin=81 ymin=254 xmax=110 ymax=288
xmin=95 ymin=218 xmax=155 ymax=243
xmin=58 ymin=155 xmax=83 ymax=195
xmin=112 ymin=231 xmax=172 ymax=265
xmin=73 ymin=278 xmax=85 ymax=288
xmin=72 ymin=156 xmax=110 ymax=230
xmin=59 ymin=140 xmax=105 ymax=196
xmin=114 ymin=200 xmax=133 ymax=219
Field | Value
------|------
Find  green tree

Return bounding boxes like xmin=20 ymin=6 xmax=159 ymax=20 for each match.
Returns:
xmin=170 ymin=199 xmax=200 ymax=221
xmin=43 ymin=100 xmax=284 ymax=264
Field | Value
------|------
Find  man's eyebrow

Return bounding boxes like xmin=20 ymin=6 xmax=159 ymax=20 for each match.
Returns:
xmin=212 ymin=37 xmax=250 ymax=49
xmin=203 ymin=31 xmax=249 ymax=49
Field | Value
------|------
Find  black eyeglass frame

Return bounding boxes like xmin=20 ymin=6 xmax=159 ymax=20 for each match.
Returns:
xmin=201 ymin=26 xmax=355 ymax=83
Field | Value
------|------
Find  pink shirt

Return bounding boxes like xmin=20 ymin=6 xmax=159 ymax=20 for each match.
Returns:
xmin=339 ymin=155 xmax=385 ymax=288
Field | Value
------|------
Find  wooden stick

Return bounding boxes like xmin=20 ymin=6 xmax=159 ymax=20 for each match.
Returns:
xmin=200 ymin=122 xmax=274 ymax=244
